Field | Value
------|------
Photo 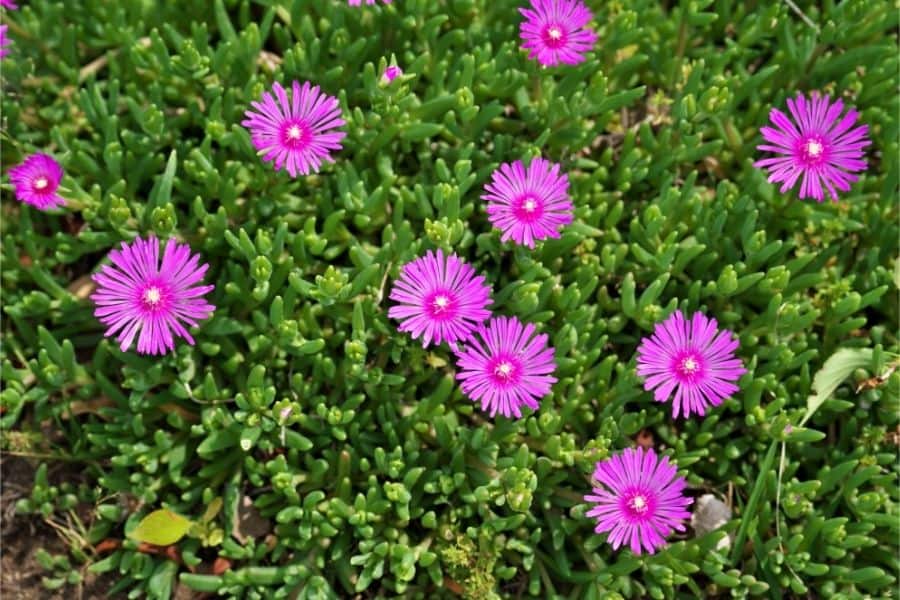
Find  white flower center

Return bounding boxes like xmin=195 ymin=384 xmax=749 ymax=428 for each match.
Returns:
xmin=433 ymin=294 xmax=450 ymax=311
xmin=144 ymin=286 xmax=162 ymax=305
xmin=548 ymin=27 xmax=562 ymax=40
xmin=629 ymin=494 xmax=649 ymax=513
xmin=287 ymin=125 xmax=303 ymax=140
xmin=681 ymin=357 xmax=699 ymax=374
xmin=523 ymin=198 xmax=537 ymax=212
xmin=34 ymin=177 xmax=49 ymax=190
xmin=494 ymin=361 xmax=514 ymax=378
xmin=806 ymin=140 xmax=823 ymax=158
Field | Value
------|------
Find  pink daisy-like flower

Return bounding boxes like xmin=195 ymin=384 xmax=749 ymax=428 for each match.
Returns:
xmin=454 ymin=316 xmax=557 ymax=418
xmin=91 ymin=237 xmax=215 ymax=355
xmin=388 ymin=249 xmax=491 ymax=347
xmin=518 ymin=0 xmax=597 ymax=67
xmin=584 ymin=447 xmax=692 ymax=555
xmin=241 ymin=80 xmax=346 ymax=178
xmin=0 ymin=24 xmax=10 ymax=58
xmin=754 ymin=91 xmax=871 ymax=202
xmin=636 ymin=310 xmax=746 ymax=419
xmin=8 ymin=153 xmax=65 ymax=211
xmin=0 ymin=1 xmax=17 ymax=9
xmin=381 ymin=65 xmax=402 ymax=84
xmin=348 ymin=0 xmax=391 ymax=4
xmin=482 ymin=157 xmax=574 ymax=248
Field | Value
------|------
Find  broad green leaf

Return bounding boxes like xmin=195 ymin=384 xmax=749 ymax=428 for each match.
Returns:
xmin=802 ymin=348 xmax=873 ymax=425
xmin=129 ymin=509 xmax=193 ymax=546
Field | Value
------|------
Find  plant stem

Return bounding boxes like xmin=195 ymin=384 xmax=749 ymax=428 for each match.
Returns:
xmin=730 ymin=441 xmax=778 ymax=565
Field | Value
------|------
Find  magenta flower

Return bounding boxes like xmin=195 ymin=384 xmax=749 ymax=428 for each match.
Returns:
xmin=754 ymin=92 xmax=870 ymax=202
xmin=636 ymin=310 xmax=746 ymax=419
xmin=519 ymin=0 xmax=597 ymax=67
xmin=388 ymin=250 xmax=491 ymax=347
xmin=8 ymin=153 xmax=65 ymax=211
xmin=382 ymin=65 xmax=402 ymax=84
xmin=241 ymin=80 xmax=346 ymax=178
xmin=91 ymin=237 xmax=215 ymax=355
xmin=482 ymin=157 xmax=574 ymax=248
xmin=454 ymin=316 xmax=557 ymax=418
xmin=348 ymin=0 xmax=391 ymax=5
xmin=0 ymin=1 xmax=17 ymax=9
xmin=584 ymin=447 xmax=692 ymax=555
xmin=0 ymin=24 xmax=10 ymax=59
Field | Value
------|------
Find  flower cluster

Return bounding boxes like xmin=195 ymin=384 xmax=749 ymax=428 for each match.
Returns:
xmin=8 ymin=153 xmax=65 ymax=211
xmin=755 ymin=92 xmax=870 ymax=202
xmin=636 ymin=311 xmax=746 ymax=419
xmin=585 ymin=447 xmax=692 ymax=555
xmin=482 ymin=157 xmax=574 ymax=248
xmin=519 ymin=0 xmax=597 ymax=66
xmin=388 ymin=250 xmax=557 ymax=419
xmin=0 ymin=24 xmax=9 ymax=59
xmin=241 ymin=80 xmax=346 ymax=178
xmin=91 ymin=237 xmax=215 ymax=355
xmin=1 ymin=0 xmax=876 ymax=565
xmin=1 ymin=0 xmax=15 ymax=59
xmin=387 ymin=249 xmax=491 ymax=348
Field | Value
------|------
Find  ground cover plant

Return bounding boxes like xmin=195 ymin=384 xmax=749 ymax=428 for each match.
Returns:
xmin=1 ymin=0 xmax=898 ymax=598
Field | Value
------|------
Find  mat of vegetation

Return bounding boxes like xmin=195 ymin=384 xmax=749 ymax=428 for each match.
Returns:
xmin=1 ymin=1 xmax=898 ymax=598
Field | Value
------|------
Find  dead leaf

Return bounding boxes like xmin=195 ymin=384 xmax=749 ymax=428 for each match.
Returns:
xmin=886 ymin=426 xmax=900 ymax=447
xmin=443 ymin=578 xmax=464 ymax=595
xmin=212 ymin=557 xmax=231 ymax=575
xmin=257 ymin=50 xmax=282 ymax=72
xmin=231 ymin=496 xmax=271 ymax=544
xmin=635 ymin=429 xmax=654 ymax=449
xmin=856 ymin=360 xmax=899 ymax=393
xmin=691 ymin=494 xmax=732 ymax=551
xmin=93 ymin=539 xmax=120 ymax=554
xmin=159 ymin=403 xmax=200 ymax=423
xmin=66 ymin=275 xmax=95 ymax=300
xmin=63 ymin=396 xmax=114 ymax=419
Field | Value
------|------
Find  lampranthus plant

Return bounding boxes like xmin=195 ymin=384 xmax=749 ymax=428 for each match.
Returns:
xmin=482 ymin=157 xmax=574 ymax=248
xmin=454 ymin=316 xmax=557 ymax=418
xmin=3 ymin=0 xmax=899 ymax=597
xmin=91 ymin=236 xmax=215 ymax=356
xmin=518 ymin=0 xmax=597 ymax=67
xmin=0 ymin=0 xmax=17 ymax=9
xmin=387 ymin=249 xmax=492 ymax=347
xmin=7 ymin=153 xmax=65 ymax=211
xmin=636 ymin=310 xmax=746 ymax=419
xmin=241 ymin=80 xmax=346 ymax=178
xmin=754 ymin=91 xmax=871 ymax=201
xmin=584 ymin=447 xmax=692 ymax=555
xmin=348 ymin=0 xmax=391 ymax=5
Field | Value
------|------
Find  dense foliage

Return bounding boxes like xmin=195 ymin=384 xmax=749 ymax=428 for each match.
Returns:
xmin=2 ymin=0 xmax=898 ymax=598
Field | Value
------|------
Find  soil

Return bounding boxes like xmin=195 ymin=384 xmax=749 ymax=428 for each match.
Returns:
xmin=1 ymin=455 xmax=123 ymax=599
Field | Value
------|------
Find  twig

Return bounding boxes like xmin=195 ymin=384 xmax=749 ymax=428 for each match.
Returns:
xmin=784 ymin=0 xmax=820 ymax=32
xmin=375 ymin=261 xmax=393 ymax=305
xmin=775 ymin=441 xmax=806 ymax=588
xmin=0 ymin=450 xmax=99 ymax=465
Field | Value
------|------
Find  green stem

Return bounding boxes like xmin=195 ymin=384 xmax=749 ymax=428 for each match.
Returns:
xmin=730 ymin=441 xmax=778 ymax=565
